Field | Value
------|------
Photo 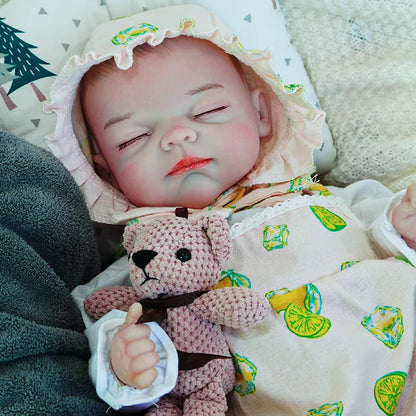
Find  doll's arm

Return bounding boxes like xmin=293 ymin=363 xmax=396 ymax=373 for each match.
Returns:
xmin=329 ymin=180 xmax=416 ymax=261
xmin=86 ymin=305 xmax=178 ymax=411
xmin=189 ymin=287 xmax=270 ymax=328
xmin=392 ymin=183 xmax=416 ymax=250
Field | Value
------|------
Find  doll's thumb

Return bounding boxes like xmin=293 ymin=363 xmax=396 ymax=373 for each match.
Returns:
xmin=125 ymin=302 xmax=143 ymax=324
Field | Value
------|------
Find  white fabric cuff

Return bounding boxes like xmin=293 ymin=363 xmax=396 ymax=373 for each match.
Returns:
xmin=86 ymin=309 xmax=178 ymax=411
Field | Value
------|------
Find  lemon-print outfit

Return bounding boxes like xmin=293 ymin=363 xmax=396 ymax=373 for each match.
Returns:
xmin=222 ymin=177 xmax=416 ymax=416
xmin=48 ymin=5 xmax=416 ymax=415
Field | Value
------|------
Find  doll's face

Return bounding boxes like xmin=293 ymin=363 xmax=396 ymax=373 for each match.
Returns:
xmin=82 ymin=36 xmax=271 ymax=208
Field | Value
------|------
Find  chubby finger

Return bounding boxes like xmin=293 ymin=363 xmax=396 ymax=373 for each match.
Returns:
xmin=392 ymin=204 xmax=408 ymax=233
xmin=407 ymin=183 xmax=416 ymax=207
xmin=116 ymin=322 xmax=151 ymax=343
xmin=401 ymin=183 xmax=416 ymax=205
xmin=132 ymin=368 xmax=159 ymax=389
xmin=125 ymin=302 xmax=143 ymax=324
xmin=130 ymin=351 xmax=160 ymax=375
xmin=110 ymin=347 xmax=159 ymax=386
xmin=394 ymin=200 xmax=416 ymax=221
xmin=126 ymin=337 xmax=156 ymax=357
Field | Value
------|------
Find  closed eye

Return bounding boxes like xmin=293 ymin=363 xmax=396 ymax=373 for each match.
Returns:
xmin=193 ymin=105 xmax=230 ymax=119
xmin=118 ymin=133 xmax=151 ymax=151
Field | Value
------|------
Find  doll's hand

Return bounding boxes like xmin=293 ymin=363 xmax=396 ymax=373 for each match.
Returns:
xmin=392 ymin=183 xmax=416 ymax=250
xmin=110 ymin=302 xmax=160 ymax=389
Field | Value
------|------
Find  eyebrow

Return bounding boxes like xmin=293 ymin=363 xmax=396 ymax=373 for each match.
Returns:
xmin=101 ymin=84 xmax=223 ymax=129
xmin=103 ymin=112 xmax=134 ymax=130
xmin=186 ymin=83 xmax=223 ymax=96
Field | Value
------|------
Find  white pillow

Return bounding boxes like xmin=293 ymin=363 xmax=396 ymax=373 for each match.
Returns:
xmin=280 ymin=0 xmax=416 ymax=190
xmin=0 ymin=0 xmax=110 ymax=147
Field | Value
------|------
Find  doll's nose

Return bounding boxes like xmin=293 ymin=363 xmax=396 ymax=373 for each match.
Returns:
xmin=160 ymin=124 xmax=197 ymax=151
xmin=132 ymin=250 xmax=157 ymax=270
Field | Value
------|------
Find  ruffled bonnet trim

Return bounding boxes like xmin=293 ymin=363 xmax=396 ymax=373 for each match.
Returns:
xmin=45 ymin=4 xmax=324 ymax=224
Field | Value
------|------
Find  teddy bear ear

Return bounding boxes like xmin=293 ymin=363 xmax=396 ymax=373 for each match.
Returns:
xmin=195 ymin=214 xmax=232 ymax=267
xmin=123 ymin=222 xmax=147 ymax=254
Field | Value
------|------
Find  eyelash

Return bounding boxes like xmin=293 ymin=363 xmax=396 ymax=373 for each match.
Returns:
xmin=193 ymin=105 xmax=230 ymax=119
xmin=117 ymin=106 xmax=229 ymax=150
xmin=118 ymin=133 xmax=151 ymax=151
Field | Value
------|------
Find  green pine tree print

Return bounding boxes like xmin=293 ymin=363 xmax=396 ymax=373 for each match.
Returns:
xmin=0 ymin=53 xmax=17 ymax=109
xmin=0 ymin=17 xmax=55 ymax=109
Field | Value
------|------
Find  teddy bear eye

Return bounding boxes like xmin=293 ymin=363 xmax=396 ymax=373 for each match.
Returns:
xmin=176 ymin=248 xmax=191 ymax=262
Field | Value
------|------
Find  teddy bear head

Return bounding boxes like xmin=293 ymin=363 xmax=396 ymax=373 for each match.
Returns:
xmin=123 ymin=212 xmax=232 ymax=300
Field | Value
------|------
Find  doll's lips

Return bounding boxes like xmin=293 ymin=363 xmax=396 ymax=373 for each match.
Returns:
xmin=168 ymin=157 xmax=212 ymax=176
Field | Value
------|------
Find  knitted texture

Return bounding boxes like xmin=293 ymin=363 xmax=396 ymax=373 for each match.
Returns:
xmin=123 ymin=215 xmax=233 ymax=299
xmin=146 ymin=396 xmax=182 ymax=416
xmin=190 ymin=287 xmax=270 ymax=329
xmin=84 ymin=286 xmax=140 ymax=320
xmin=85 ymin=213 xmax=270 ymax=415
xmin=280 ymin=0 xmax=416 ymax=191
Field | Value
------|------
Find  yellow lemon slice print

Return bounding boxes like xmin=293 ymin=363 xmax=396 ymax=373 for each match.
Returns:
xmin=374 ymin=371 xmax=407 ymax=416
xmin=340 ymin=260 xmax=360 ymax=271
xmin=235 ymin=40 xmax=264 ymax=56
xmin=266 ymin=284 xmax=322 ymax=314
xmin=308 ymin=183 xmax=332 ymax=197
xmin=216 ymin=269 xmax=251 ymax=289
xmin=266 ymin=286 xmax=307 ymax=313
xmin=284 ymin=83 xmax=303 ymax=94
xmin=394 ymin=256 xmax=414 ymax=267
xmin=233 ymin=353 xmax=258 ymax=396
xmin=307 ymin=401 xmax=344 ymax=415
xmin=284 ymin=303 xmax=331 ymax=338
xmin=287 ymin=176 xmax=312 ymax=193
xmin=310 ymin=206 xmax=347 ymax=232
xmin=111 ymin=23 xmax=158 ymax=45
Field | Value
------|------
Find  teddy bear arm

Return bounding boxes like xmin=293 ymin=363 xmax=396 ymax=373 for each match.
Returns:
xmin=189 ymin=287 xmax=270 ymax=328
xmin=84 ymin=286 xmax=141 ymax=320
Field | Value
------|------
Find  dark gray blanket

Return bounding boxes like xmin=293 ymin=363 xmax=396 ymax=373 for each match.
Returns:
xmin=0 ymin=131 xmax=115 ymax=415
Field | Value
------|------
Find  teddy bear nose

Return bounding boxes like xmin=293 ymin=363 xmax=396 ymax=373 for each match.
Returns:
xmin=132 ymin=250 xmax=157 ymax=269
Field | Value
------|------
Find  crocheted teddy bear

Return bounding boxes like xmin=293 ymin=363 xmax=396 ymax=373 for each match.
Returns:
xmin=84 ymin=209 xmax=270 ymax=416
